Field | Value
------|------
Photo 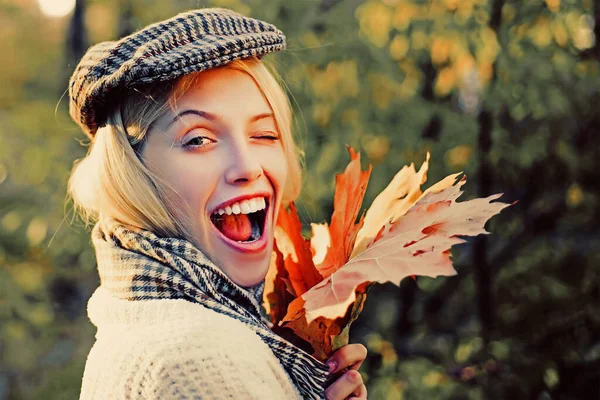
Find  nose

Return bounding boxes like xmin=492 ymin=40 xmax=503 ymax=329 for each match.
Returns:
xmin=224 ymin=142 xmax=264 ymax=184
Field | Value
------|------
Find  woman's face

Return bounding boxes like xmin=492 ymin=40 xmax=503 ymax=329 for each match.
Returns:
xmin=141 ymin=67 xmax=288 ymax=287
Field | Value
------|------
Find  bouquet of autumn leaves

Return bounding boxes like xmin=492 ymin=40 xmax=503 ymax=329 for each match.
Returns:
xmin=263 ymin=148 xmax=512 ymax=361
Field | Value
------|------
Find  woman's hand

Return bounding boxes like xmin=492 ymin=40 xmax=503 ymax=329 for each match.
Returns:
xmin=324 ymin=343 xmax=368 ymax=400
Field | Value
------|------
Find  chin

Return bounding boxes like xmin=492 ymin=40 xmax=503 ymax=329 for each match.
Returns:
xmin=227 ymin=258 xmax=271 ymax=288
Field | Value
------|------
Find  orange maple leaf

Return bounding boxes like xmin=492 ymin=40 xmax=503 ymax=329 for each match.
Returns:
xmin=273 ymin=202 xmax=323 ymax=297
xmin=263 ymin=244 xmax=296 ymax=325
xmin=275 ymin=297 xmax=343 ymax=361
xmin=268 ymin=150 xmax=513 ymax=361
xmin=316 ymin=147 xmax=372 ymax=279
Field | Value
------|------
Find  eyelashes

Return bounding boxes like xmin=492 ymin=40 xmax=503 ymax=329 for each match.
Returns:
xmin=181 ymin=132 xmax=280 ymax=151
xmin=253 ymin=134 xmax=279 ymax=141
xmin=182 ymin=136 xmax=215 ymax=149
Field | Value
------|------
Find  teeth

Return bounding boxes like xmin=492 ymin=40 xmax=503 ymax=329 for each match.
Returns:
xmin=240 ymin=202 xmax=251 ymax=214
xmin=248 ymin=200 xmax=258 ymax=213
xmin=213 ymin=196 xmax=267 ymax=216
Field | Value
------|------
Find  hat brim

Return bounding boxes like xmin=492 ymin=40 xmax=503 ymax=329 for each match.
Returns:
xmin=69 ymin=8 xmax=286 ymax=137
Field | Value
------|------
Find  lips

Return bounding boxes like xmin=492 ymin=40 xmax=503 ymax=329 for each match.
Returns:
xmin=209 ymin=194 xmax=271 ymax=253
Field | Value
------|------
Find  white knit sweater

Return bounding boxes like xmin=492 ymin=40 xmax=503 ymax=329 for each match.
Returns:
xmin=80 ymin=286 xmax=301 ymax=399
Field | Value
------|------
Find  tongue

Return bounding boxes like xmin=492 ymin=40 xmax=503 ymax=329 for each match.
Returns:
xmin=218 ymin=214 xmax=252 ymax=242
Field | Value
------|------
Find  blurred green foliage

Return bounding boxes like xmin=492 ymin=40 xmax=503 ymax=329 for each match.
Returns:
xmin=1 ymin=0 xmax=599 ymax=399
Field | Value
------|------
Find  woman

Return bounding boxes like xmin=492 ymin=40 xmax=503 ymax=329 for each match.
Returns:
xmin=67 ymin=8 xmax=367 ymax=400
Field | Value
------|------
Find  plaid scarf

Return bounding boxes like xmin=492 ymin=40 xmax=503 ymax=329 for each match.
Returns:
xmin=91 ymin=218 xmax=329 ymax=399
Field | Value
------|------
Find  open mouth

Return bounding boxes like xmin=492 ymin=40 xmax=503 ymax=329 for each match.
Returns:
xmin=209 ymin=197 xmax=268 ymax=243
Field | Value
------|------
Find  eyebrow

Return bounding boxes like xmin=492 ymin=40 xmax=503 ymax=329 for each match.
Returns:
xmin=166 ymin=109 xmax=274 ymax=127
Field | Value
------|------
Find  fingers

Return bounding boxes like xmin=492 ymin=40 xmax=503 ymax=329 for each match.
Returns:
xmin=324 ymin=370 xmax=365 ymax=400
xmin=324 ymin=343 xmax=369 ymax=399
xmin=327 ymin=343 xmax=368 ymax=373
xmin=348 ymin=384 xmax=367 ymax=400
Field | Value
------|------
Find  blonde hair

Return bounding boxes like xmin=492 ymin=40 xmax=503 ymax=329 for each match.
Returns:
xmin=67 ymin=57 xmax=303 ymax=239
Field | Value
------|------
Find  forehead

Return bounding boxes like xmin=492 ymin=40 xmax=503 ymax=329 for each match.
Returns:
xmin=171 ymin=67 xmax=273 ymax=117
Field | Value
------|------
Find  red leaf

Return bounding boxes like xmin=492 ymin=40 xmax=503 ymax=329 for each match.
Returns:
xmin=277 ymin=297 xmax=343 ymax=361
xmin=263 ymin=243 xmax=296 ymax=325
xmin=265 ymin=151 xmax=515 ymax=361
xmin=273 ymin=202 xmax=323 ymax=297
xmin=317 ymin=147 xmax=372 ymax=278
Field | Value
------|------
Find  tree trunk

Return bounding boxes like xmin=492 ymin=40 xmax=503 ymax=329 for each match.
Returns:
xmin=64 ymin=0 xmax=88 ymax=89
xmin=474 ymin=109 xmax=493 ymax=344
xmin=473 ymin=0 xmax=505 ymax=345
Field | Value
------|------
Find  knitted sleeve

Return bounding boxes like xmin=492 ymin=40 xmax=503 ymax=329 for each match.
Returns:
xmin=81 ymin=289 xmax=302 ymax=399
xmin=139 ymin=331 xmax=300 ymax=399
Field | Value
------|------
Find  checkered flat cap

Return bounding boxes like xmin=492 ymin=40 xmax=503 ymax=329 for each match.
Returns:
xmin=69 ymin=8 xmax=286 ymax=138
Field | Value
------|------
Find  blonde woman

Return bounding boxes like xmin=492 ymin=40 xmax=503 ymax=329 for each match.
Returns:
xmin=67 ymin=8 xmax=367 ymax=400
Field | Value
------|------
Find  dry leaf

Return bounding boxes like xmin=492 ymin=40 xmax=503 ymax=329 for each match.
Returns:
xmin=277 ymin=296 xmax=343 ymax=361
xmin=301 ymin=176 xmax=512 ymax=322
xmin=330 ymin=282 xmax=370 ymax=352
xmin=263 ymin=244 xmax=295 ymax=325
xmin=274 ymin=202 xmax=323 ymax=297
xmin=352 ymin=153 xmax=430 ymax=258
xmin=351 ymin=153 xmax=463 ymax=258
xmin=268 ymin=150 xmax=513 ymax=361
xmin=317 ymin=147 xmax=371 ymax=279
xmin=310 ymin=222 xmax=331 ymax=266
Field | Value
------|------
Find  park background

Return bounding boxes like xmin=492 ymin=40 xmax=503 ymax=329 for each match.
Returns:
xmin=1 ymin=0 xmax=599 ymax=399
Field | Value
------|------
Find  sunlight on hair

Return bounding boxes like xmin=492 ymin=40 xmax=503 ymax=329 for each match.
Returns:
xmin=37 ymin=0 xmax=75 ymax=17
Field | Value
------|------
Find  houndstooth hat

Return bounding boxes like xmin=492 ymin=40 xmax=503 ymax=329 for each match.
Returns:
xmin=68 ymin=8 xmax=286 ymax=138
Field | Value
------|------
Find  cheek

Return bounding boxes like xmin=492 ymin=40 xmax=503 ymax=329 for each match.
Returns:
xmin=177 ymin=166 xmax=220 ymax=213
xmin=148 ymin=154 xmax=216 ymax=218
xmin=175 ymin=177 xmax=208 ymax=209
xmin=263 ymin=146 xmax=289 ymax=188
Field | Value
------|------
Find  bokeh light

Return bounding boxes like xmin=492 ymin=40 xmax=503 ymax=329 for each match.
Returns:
xmin=37 ymin=0 xmax=76 ymax=17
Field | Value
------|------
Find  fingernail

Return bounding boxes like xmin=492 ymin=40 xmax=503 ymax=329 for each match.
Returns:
xmin=327 ymin=361 xmax=337 ymax=373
